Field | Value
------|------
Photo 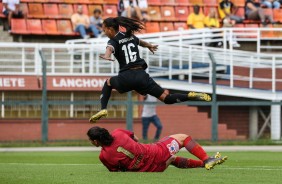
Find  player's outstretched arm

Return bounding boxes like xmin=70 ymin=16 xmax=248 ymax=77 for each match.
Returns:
xmin=139 ymin=40 xmax=158 ymax=54
xmin=99 ymin=46 xmax=115 ymax=61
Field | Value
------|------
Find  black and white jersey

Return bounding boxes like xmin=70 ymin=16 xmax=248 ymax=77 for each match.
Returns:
xmin=107 ymin=32 xmax=147 ymax=72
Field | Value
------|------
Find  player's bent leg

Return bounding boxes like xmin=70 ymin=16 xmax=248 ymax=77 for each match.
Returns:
xmin=187 ymin=91 xmax=212 ymax=102
xmin=204 ymin=152 xmax=228 ymax=170
xmin=89 ymin=79 xmax=112 ymax=123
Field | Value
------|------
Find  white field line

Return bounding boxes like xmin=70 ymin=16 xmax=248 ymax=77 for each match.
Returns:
xmin=1 ymin=163 xmax=282 ymax=171
xmin=1 ymin=146 xmax=282 ymax=152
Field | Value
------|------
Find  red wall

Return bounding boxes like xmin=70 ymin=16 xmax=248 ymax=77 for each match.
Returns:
xmin=0 ymin=105 xmax=249 ymax=141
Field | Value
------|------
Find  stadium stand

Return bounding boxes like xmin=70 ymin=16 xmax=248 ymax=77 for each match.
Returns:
xmin=0 ymin=0 xmax=280 ymax=39
xmin=27 ymin=19 xmax=44 ymax=34
xmin=160 ymin=22 xmax=174 ymax=32
xmin=11 ymin=19 xmax=30 ymax=34
xmin=42 ymin=19 xmax=59 ymax=35
xmin=28 ymin=3 xmax=46 ymax=18
xmin=43 ymin=4 xmax=60 ymax=19
xmin=160 ymin=6 xmax=176 ymax=21
xmin=175 ymin=6 xmax=189 ymax=21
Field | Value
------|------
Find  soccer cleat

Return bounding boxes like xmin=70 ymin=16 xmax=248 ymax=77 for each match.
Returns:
xmin=204 ymin=152 xmax=228 ymax=170
xmin=89 ymin=109 xmax=108 ymax=123
xmin=188 ymin=92 xmax=211 ymax=102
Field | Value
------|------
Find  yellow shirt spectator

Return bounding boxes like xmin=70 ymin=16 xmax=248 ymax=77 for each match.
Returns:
xmin=204 ymin=16 xmax=220 ymax=28
xmin=187 ymin=13 xmax=205 ymax=29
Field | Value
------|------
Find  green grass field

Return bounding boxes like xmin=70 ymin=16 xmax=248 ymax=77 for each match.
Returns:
xmin=1 ymin=151 xmax=282 ymax=184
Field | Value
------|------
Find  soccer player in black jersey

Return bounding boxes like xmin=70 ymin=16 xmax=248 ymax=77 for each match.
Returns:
xmin=89 ymin=17 xmax=211 ymax=123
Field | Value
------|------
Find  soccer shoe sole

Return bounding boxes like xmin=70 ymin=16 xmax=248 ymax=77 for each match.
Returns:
xmin=188 ymin=92 xmax=212 ymax=102
xmin=89 ymin=109 xmax=108 ymax=123
xmin=205 ymin=152 xmax=228 ymax=170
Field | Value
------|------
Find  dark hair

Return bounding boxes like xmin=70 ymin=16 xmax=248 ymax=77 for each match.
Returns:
xmin=103 ymin=16 xmax=144 ymax=37
xmin=93 ymin=8 xmax=101 ymax=14
xmin=87 ymin=126 xmax=114 ymax=146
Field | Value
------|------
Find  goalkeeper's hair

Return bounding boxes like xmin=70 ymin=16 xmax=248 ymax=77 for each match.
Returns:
xmin=103 ymin=16 xmax=144 ymax=37
xmin=87 ymin=126 xmax=114 ymax=146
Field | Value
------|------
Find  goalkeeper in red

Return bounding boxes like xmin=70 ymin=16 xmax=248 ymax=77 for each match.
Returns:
xmin=87 ymin=126 xmax=227 ymax=172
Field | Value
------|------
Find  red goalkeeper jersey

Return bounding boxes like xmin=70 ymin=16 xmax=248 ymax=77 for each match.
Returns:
xmin=99 ymin=129 xmax=177 ymax=172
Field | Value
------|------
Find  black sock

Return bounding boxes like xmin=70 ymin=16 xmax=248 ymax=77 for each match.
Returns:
xmin=101 ymin=81 xmax=112 ymax=109
xmin=163 ymin=94 xmax=188 ymax=104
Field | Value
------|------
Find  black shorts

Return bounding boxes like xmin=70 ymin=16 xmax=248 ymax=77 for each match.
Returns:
xmin=110 ymin=69 xmax=164 ymax=98
xmin=3 ymin=10 xmax=23 ymax=18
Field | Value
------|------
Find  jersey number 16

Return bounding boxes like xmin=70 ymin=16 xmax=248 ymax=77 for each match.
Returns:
xmin=122 ymin=43 xmax=137 ymax=63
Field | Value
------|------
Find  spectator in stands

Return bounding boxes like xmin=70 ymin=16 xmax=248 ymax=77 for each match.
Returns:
xmin=187 ymin=5 xmax=205 ymax=29
xmin=141 ymin=95 xmax=163 ymax=142
xmin=260 ymin=0 xmax=281 ymax=9
xmin=71 ymin=5 xmax=100 ymax=39
xmin=90 ymin=9 xmax=103 ymax=37
xmin=119 ymin=0 xmax=144 ymax=21
xmin=218 ymin=0 xmax=244 ymax=23
xmin=2 ymin=0 xmax=25 ymax=32
xmin=245 ymin=0 xmax=275 ymax=25
xmin=204 ymin=9 xmax=222 ymax=47
xmin=222 ymin=17 xmax=241 ymax=47
xmin=137 ymin=0 xmax=151 ymax=21
xmin=204 ymin=9 xmax=220 ymax=28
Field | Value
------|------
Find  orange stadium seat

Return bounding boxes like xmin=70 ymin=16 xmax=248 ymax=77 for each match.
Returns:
xmin=28 ymin=3 xmax=46 ymax=18
xmin=88 ymin=5 xmax=103 ymax=16
xmin=203 ymin=0 xmax=217 ymax=6
xmin=21 ymin=0 xmax=47 ymax=2
xmin=260 ymin=24 xmax=274 ymax=38
xmin=147 ymin=6 xmax=161 ymax=21
xmin=189 ymin=0 xmax=203 ymax=6
xmin=175 ymin=0 xmax=190 ymax=6
xmin=0 ymin=3 xmax=5 ymax=18
xmin=42 ymin=19 xmax=59 ymax=35
xmin=162 ymin=0 xmax=175 ymax=5
xmin=273 ymin=9 xmax=282 ymax=23
xmin=88 ymin=0 xmax=104 ymax=4
xmin=11 ymin=19 xmax=30 ymax=34
xmin=26 ymin=19 xmax=44 ymax=34
xmin=161 ymin=6 xmax=176 ymax=21
xmin=58 ymin=4 xmax=74 ymax=18
xmin=174 ymin=22 xmax=188 ymax=31
xmin=147 ymin=0 xmax=162 ymax=5
xmin=145 ymin=22 xmax=160 ymax=33
xmin=103 ymin=5 xmax=118 ymax=18
xmin=245 ymin=23 xmax=258 ymax=38
xmin=73 ymin=4 xmax=89 ymax=15
xmin=43 ymin=4 xmax=60 ymax=18
xmin=48 ymin=0 xmax=65 ymax=2
xmin=57 ymin=19 xmax=76 ymax=35
xmin=160 ymin=22 xmax=174 ymax=32
xmin=103 ymin=0 xmax=118 ymax=4
xmin=273 ymin=24 xmax=282 ymax=37
xmin=175 ymin=6 xmax=189 ymax=21
xmin=64 ymin=0 xmax=89 ymax=3
xmin=233 ymin=0 xmax=245 ymax=7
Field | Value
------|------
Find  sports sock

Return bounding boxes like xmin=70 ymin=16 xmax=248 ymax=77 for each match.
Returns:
xmin=183 ymin=136 xmax=209 ymax=161
xmin=163 ymin=94 xmax=188 ymax=104
xmin=171 ymin=157 xmax=204 ymax=168
xmin=100 ymin=81 xmax=112 ymax=109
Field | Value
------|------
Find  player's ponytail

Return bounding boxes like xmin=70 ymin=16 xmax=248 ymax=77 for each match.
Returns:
xmin=103 ymin=17 xmax=144 ymax=37
xmin=87 ymin=126 xmax=114 ymax=146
